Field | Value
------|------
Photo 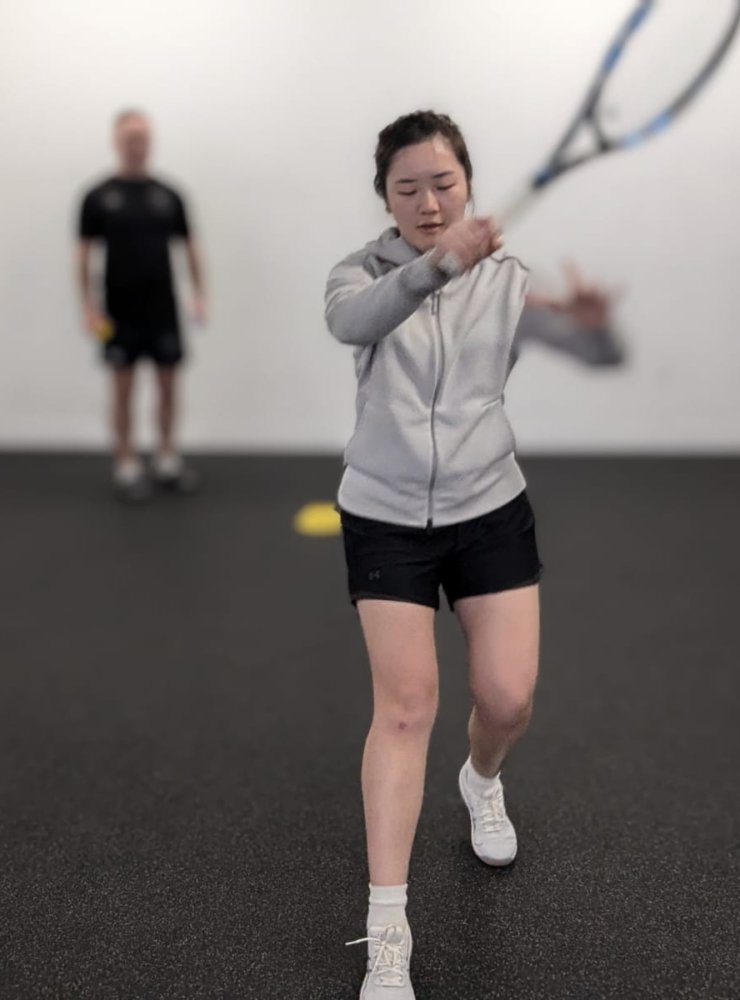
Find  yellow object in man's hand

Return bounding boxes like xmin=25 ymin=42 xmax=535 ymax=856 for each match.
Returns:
xmin=95 ymin=318 xmax=114 ymax=342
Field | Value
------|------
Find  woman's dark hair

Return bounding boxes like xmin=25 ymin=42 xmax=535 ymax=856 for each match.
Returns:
xmin=374 ymin=110 xmax=473 ymax=201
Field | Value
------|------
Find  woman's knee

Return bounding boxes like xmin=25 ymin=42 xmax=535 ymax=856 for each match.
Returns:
xmin=474 ymin=684 xmax=534 ymax=733
xmin=373 ymin=681 xmax=439 ymax=735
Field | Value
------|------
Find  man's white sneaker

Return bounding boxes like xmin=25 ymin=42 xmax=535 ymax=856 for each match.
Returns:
xmin=151 ymin=454 xmax=201 ymax=495
xmin=346 ymin=923 xmax=415 ymax=999
xmin=113 ymin=459 xmax=151 ymax=503
xmin=459 ymin=760 xmax=518 ymax=866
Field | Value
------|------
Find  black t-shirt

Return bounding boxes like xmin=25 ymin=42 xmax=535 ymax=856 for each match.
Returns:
xmin=79 ymin=176 xmax=190 ymax=323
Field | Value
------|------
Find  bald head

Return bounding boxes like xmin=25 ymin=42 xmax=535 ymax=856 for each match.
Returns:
xmin=113 ymin=110 xmax=152 ymax=177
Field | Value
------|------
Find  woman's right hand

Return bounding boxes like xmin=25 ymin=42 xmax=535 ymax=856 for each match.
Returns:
xmin=431 ymin=217 xmax=503 ymax=277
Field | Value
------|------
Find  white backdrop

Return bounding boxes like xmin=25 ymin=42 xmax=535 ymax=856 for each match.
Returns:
xmin=1 ymin=0 xmax=739 ymax=452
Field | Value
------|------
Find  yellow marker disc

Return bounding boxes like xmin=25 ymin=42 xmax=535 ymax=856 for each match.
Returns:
xmin=293 ymin=502 xmax=341 ymax=537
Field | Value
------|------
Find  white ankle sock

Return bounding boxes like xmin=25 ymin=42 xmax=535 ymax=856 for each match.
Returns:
xmin=367 ymin=883 xmax=408 ymax=931
xmin=154 ymin=452 xmax=182 ymax=477
xmin=465 ymin=757 xmax=500 ymax=796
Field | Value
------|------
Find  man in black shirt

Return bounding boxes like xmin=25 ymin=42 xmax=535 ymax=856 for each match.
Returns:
xmin=78 ymin=110 xmax=206 ymax=500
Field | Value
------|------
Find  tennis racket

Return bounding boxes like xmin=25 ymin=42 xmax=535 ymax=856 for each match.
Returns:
xmin=500 ymin=0 xmax=740 ymax=224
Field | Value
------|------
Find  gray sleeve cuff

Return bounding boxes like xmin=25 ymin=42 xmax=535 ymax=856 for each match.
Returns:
xmin=398 ymin=251 xmax=451 ymax=299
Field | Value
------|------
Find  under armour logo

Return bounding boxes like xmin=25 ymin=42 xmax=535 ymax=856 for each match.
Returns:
xmin=369 ymin=570 xmax=381 ymax=581
xmin=102 ymin=189 xmax=125 ymax=211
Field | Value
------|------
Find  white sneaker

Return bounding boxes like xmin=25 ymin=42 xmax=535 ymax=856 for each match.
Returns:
xmin=346 ymin=924 xmax=415 ymax=999
xmin=113 ymin=459 xmax=151 ymax=503
xmin=459 ymin=760 xmax=518 ymax=866
xmin=152 ymin=453 xmax=201 ymax=495
xmin=152 ymin=452 xmax=183 ymax=479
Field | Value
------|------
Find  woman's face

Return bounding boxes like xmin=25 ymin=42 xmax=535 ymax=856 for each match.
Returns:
xmin=385 ymin=135 xmax=470 ymax=252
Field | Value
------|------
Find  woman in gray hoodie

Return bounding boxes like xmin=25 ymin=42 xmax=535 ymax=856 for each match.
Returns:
xmin=327 ymin=110 xmax=591 ymax=1000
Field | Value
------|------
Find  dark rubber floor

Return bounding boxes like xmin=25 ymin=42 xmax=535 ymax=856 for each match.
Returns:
xmin=1 ymin=454 xmax=738 ymax=1000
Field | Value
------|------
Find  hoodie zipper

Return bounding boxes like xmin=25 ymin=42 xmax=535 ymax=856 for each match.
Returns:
xmin=427 ymin=291 xmax=444 ymax=529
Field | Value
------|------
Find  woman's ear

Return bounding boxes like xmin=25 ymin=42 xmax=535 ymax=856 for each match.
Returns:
xmin=464 ymin=181 xmax=475 ymax=217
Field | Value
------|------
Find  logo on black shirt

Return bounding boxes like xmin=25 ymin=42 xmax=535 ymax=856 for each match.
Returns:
xmin=102 ymin=189 xmax=125 ymax=212
xmin=147 ymin=187 xmax=176 ymax=216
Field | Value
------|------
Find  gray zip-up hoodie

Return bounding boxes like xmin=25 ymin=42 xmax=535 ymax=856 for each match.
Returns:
xmin=513 ymin=304 xmax=625 ymax=367
xmin=325 ymin=228 xmax=530 ymax=527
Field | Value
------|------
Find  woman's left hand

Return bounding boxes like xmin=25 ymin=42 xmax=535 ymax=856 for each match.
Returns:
xmin=527 ymin=261 xmax=619 ymax=330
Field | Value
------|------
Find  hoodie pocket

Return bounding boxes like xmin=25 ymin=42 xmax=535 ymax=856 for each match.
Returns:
xmin=344 ymin=395 xmax=431 ymax=494
xmin=434 ymin=397 xmax=517 ymax=505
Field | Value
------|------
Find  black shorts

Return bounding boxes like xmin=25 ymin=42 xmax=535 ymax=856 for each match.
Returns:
xmin=102 ymin=322 xmax=184 ymax=369
xmin=340 ymin=490 xmax=542 ymax=611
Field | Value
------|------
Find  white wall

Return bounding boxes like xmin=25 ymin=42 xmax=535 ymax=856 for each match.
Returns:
xmin=1 ymin=0 xmax=739 ymax=452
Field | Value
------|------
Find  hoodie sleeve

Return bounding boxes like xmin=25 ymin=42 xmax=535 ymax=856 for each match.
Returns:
xmin=514 ymin=305 xmax=626 ymax=366
xmin=325 ymin=249 xmax=450 ymax=346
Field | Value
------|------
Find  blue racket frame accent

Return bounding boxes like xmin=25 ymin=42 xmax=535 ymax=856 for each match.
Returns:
xmin=602 ymin=0 xmax=654 ymax=74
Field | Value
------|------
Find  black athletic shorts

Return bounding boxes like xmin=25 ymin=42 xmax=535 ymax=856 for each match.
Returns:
xmin=102 ymin=321 xmax=184 ymax=369
xmin=340 ymin=490 xmax=542 ymax=611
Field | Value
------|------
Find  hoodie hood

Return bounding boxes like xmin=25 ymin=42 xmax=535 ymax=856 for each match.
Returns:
xmin=366 ymin=227 xmax=421 ymax=267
